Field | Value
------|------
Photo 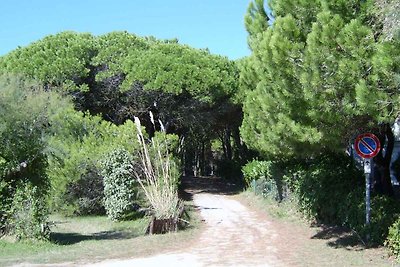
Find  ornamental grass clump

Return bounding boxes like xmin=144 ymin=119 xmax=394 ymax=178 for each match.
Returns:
xmin=133 ymin=115 xmax=183 ymax=222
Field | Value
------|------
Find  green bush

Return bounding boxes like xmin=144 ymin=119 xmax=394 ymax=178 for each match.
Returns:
xmin=242 ymin=160 xmax=286 ymax=201
xmin=8 ymin=183 xmax=49 ymax=240
xmin=0 ymin=75 xmax=63 ymax=239
xmin=47 ymin=107 xmax=140 ymax=215
xmin=285 ymin=155 xmax=363 ymax=223
xmin=242 ymin=160 xmax=273 ymax=186
xmin=100 ymin=149 xmax=138 ymax=221
xmin=283 ymin=154 xmax=400 ymax=244
xmin=386 ymin=216 xmax=400 ymax=259
xmin=367 ymin=195 xmax=400 ymax=243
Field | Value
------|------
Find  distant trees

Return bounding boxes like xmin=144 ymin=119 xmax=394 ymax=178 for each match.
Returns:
xmin=0 ymin=30 xmax=242 ymax=177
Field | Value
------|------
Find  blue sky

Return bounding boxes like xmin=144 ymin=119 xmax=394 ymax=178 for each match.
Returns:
xmin=0 ymin=0 xmax=254 ymax=60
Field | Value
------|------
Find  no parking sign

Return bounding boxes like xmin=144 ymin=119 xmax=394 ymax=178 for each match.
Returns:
xmin=354 ymin=133 xmax=381 ymax=159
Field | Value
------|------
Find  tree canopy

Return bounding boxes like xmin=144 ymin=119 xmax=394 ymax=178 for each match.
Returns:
xmin=240 ymin=0 xmax=400 ymax=158
xmin=0 ymin=31 xmax=242 ymax=176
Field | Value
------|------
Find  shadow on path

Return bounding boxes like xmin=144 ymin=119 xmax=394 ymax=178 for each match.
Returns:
xmin=311 ymin=225 xmax=367 ymax=251
xmin=50 ymin=230 xmax=141 ymax=245
xmin=179 ymin=176 xmax=242 ymax=201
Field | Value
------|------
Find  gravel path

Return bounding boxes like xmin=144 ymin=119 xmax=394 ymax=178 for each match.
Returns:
xmin=82 ymin=192 xmax=283 ymax=267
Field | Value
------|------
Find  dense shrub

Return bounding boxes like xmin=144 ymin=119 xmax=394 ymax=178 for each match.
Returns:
xmin=367 ymin=195 xmax=400 ymax=243
xmin=0 ymin=75 xmax=64 ymax=239
xmin=286 ymin=155 xmax=363 ymax=223
xmin=242 ymin=160 xmax=273 ymax=186
xmin=284 ymin=155 xmax=399 ymax=243
xmin=47 ymin=107 xmax=140 ymax=215
xmin=242 ymin=160 xmax=286 ymax=201
xmin=8 ymin=183 xmax=49 ymax=240
xmin=386 ymin=216 xmax=400 ymax=259
xmin=100 ymin=149 xmax=138 ymax=221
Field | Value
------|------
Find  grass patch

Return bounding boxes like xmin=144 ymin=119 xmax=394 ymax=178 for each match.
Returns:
xmin=0 ymin=202 xmax=201 ymax=266
xmin=239 ymin=190 xmax=303 ymax=222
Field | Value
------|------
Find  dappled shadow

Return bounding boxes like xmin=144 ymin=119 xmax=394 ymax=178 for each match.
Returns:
xmin=311 ymin=225 xmax=365 ymax=251
xmin=50 ymin=230 xmax=141 ymax=245
xmin=179 ymin=176 xmax=242 ymax=201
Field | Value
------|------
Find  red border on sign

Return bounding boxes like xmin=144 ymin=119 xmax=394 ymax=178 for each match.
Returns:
xmin=354 ymin=133 xmax=381 ymax=159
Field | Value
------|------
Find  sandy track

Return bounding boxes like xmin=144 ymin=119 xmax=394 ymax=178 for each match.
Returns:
xmin=82 ymin=192 xmax=284 ymax=267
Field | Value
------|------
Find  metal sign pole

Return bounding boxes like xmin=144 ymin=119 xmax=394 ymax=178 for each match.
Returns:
xmin=355 ymin=133 xmax=380 ymax=243
xmin=364 ymin=158 xmax=371 ymax=241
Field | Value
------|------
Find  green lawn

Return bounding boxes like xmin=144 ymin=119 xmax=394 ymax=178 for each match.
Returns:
xmin=0 ymin=205 xmax=200 ymax=266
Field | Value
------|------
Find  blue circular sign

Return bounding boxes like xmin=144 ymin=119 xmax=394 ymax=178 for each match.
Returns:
xmin=355 ymin=133 xmax=381 ymax=159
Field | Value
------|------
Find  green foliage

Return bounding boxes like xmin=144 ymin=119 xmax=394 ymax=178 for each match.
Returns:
xmin=240 ymin=0 xmax=400 ymax=158
xmin=242 ymin=160 xmax=273 ymax=186
xmin=242 ymin=160 xmax=286 ymax=201
xmin=0 ymin=75 xmax=64 ymax=239
xmin=386 ymin=216 xmax=400 ymax=259
xmin=92 ymin=31 xmax=149 ymax=81
xmin=0 ymin=31 xmax=241 ymax=182
xmin=374 ymin=0 xmax=400 ymax=40
xmin=100 ymin=149 xmax=138 ymax=221
xmin=240 ymin=13 xmax=322 ymax=157
xmin=121 ymin=42 xmax=238 ymax=103
xmin=286 ymin=155 xmax=363 ymax=223
xmin=0 ymin=76 xmax=52 ymax=183
xmin=0 ymin=32 xmax=96 ymax=90
xmin=279 ymin=155 xmax=400 ymax=244
xmin=245 ymin=0 xmax=270 ymax=48
xmin=8 ymin=182 xmax=49 ymax=240
xmin=367 ymin=195 xmax=400 ymax=242
xmin=243 ymin=154 xmax=400 ymax=244
xmin=47 ymin=106 xmax=140 ymax=215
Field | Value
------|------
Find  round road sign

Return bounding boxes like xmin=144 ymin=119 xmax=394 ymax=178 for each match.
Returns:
xmin=354 ymin=133 xmax=381 ymax=159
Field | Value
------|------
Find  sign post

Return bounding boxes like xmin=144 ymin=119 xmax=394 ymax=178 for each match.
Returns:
xmin=354 ymin=133 xmax=381 ymax=241
xmin=364 ymin=158 xmax=371 ymax=226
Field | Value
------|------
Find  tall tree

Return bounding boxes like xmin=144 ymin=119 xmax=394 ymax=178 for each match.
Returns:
xmin=240 ymin=0 xmax=400 ymax=193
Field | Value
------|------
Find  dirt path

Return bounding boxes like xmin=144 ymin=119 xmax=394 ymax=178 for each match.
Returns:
xmin=83 ymin=191 xmax=282 ymax=267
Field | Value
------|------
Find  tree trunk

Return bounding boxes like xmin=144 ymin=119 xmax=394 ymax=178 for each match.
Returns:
xmin=374 ymin=123 xmax=394 ymax=196
xmin=201 ymin=141 xmax=206 ymax=176
xmin=225 ymin=128 xmax=232 ymax=161
xmin=232 ymin=127 xmax=245 ymax=161
xmin=146 ymin=217 xmax=177 ymax=234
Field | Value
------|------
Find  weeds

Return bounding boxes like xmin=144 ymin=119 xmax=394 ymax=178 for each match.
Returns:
xmin=133 ymin=115 xmax=183 ymax=220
